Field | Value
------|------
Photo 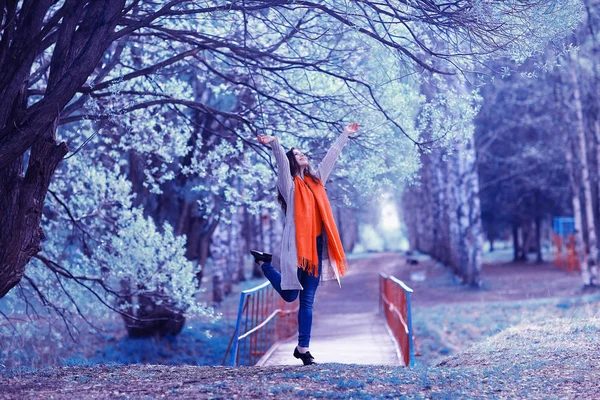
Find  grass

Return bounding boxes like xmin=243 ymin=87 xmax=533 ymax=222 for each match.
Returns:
xmin=413 ymin=292 xmax=600 ymax=366
xmin=3 ymin=252 xmax=599 ymax=398
xmin=0 ymin=267 xmax=262 ymax=371
xmin=0 ymin=314 xmax=237 ymax=372
xmin=4 ymin=317 xmax=600 ymax=398
xmin=90 ymin=319 xmax=235 ymax=366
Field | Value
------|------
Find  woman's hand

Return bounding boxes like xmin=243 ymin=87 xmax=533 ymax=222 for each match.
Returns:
xmin=343 ymin=122 xmax=359 ymax=135
xmin=257 ymin=135 xmax=276 ymax=145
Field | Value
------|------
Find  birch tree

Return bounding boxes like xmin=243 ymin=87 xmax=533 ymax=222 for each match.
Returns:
xmin=559 ymin=94 xmax=591 ymax=284
xmin=569 ymin=57 xmax=599 ymax=284
xmin=402 ymin=77 xmax=483 ymax=286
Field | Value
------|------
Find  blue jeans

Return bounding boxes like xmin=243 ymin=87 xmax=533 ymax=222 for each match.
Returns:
xmin=261 ymin=236 xmax=322 ymax=348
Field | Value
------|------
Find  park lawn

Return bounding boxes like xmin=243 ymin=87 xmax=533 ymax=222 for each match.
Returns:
xmin=413 ymin=292 xmax=600 ymax=366
xmin=0 ymin=273 xmax=265 ymax=370
xmin=2 ymin=317 xmax=599 ymax=399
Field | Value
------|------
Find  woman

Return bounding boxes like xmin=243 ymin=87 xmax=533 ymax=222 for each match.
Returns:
xmin=251 ymin=122 xmax=359 ymax=365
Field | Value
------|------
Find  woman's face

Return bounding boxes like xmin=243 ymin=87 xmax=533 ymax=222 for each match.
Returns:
xmin=293 ymin=149 xmax=309 ymax=169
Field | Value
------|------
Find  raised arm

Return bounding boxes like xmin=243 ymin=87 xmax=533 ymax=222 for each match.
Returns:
xmin=258 ymin=135 xmax=293 ymax=203
xmin=316 ymin=122 xmax=359 ymax=185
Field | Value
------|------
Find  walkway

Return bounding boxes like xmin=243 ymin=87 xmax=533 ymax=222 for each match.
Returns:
xmin=259 ymin=253 xmax=402 ymax=366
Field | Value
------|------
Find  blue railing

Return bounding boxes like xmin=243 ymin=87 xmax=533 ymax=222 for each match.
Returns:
xmin=379 ymin=272 xmax=414 ymax=366
xmin=223 ymin=281 xmax=298 ymax=366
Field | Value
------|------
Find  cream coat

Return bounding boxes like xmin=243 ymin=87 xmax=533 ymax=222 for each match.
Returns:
xmin=269 ymin=132 xmax=350 ymax=290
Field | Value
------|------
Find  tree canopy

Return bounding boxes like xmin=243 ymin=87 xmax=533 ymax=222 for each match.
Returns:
xmin=0 ymin=1 xmax=584 ymax=337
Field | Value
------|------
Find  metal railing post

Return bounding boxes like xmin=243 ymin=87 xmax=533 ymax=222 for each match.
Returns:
xmin=223 ymin=280 xmax=299 ymax=366
xmin=379 ymin=272 xmax=414 ymax=367
xmin=406 ymin=290 xmax=414 ymax=366
xmin=231 ymin=292 xmax=247 ymax=366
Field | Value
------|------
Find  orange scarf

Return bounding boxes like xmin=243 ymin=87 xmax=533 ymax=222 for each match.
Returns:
xmin=294 ymin=175 xmax=348 ymax=277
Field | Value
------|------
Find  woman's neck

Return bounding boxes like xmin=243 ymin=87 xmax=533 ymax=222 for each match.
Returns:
xmin=298 ymin=169 xmax=305 ymax=180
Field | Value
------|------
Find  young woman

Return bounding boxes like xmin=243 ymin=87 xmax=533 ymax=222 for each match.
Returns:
xmin=251 ymin=122 xmax=359 ymax=365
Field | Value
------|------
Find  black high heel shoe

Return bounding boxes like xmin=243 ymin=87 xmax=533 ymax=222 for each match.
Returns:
xmin=250 ymin=250 xmax=272 ymax=264
xmin=293 ymin=347 xmax=317 ymax=365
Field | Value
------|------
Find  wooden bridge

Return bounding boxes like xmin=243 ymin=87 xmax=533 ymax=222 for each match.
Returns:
xmin=256 ymin=254 xmax=404 ymax=366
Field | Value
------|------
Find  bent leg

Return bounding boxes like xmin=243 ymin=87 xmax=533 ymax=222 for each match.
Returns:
xmin=261 ymin=262 xmax=299 ymax=302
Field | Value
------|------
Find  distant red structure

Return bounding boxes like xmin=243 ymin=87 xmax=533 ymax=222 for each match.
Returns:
xmin=552 ymin=217 xmax=581 ymax=273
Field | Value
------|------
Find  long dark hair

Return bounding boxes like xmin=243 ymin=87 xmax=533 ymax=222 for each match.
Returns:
xmin=277 ymin=147 xmax=320 ymax=214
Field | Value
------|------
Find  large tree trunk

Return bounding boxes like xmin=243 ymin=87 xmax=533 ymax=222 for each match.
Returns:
xmin=419 ymin=154 xmax=434 ymax=255
xmin=0 ymin=0 xmax=123 ymax=299
xmin=437 ymin=161 xmax=452 ymax=265
xmin=570 ymin=62 xmax=599 ymax=285
xmin=446 ymin=150 xmax=462 ymax=277
xmin=210 ymin=223 xmax=228 ymax=303
xmin=225 ymin=207 xmax=244 ymax=294
xmin=455 ymin=136 xmax=483 ymax=286
xmin=520 ymin=222 xmax=533 ymax=261
xmin=401 ymin=190 xmax=419 ymax=252
xmin=535 ymin=216 xmax=543 ymax=263
xmin=415 ymin=180 xmax=427 ymax=253
xmin=512 ymin=223 xmax=520 ymax=262
xmin=0 ymin=129 xmax=68 ymax=298
xmin=564 ymin=121 xmax=591 ymax=285
xmin=433 ymin=160 xmax=446 ymax=260
xmin=586 ymin=0 xmax=600 ymax=275
xmin=243 ymin=208 xmax=264 ymax=278
xmin=335 ymin=206 xmax=359 ymax=253
xmin=595 ymin=121 xmax=600 ymax=244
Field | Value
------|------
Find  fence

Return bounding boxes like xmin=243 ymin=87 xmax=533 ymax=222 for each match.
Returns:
xmin=552 ymin=217 xmax=581 ymax=273
xmin=552 ymin=234 xmax=581 ymax=273
xmin=379 ymin=272 xmax=414 ymax=367
xmin=222 ymin=281 xmax=298 ymax=366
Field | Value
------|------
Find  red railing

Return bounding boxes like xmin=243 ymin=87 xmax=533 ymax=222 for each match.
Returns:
xmin=223 ymin=281 xmax=298 ymax=366
xmin=552 ymin=234 xmax=582 ymax=273
xmin=379 ymin=273 xmax=414 ymax=366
